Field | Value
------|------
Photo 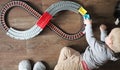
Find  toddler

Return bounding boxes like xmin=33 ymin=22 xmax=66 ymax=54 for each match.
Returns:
xmin=54 ymin=19 xmax=120 ymax=70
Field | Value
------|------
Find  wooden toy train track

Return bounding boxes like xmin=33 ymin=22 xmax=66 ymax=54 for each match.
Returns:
xmin=0 ymin=1 xmax=90 ymax=40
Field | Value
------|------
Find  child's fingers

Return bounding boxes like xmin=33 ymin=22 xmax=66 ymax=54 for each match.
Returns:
xmin=84 ymin=19 xmax=92 ymax=24
xmin=99 ymin=24 xmax=107 ymax=30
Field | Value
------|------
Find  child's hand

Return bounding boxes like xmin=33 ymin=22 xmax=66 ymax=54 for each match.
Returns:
xmin=84 ymin=19 xmax=92 ymax=25
xmin=99 ymin=24 xmax=107 ymax=31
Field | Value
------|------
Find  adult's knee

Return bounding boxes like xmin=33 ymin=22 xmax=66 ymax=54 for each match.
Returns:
xmin=60 ymin=47 xmax=70 ymax=53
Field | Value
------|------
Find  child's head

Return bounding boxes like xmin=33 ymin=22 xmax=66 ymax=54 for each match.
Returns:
xmin=105 ymin=28 xmax=120 ymax=53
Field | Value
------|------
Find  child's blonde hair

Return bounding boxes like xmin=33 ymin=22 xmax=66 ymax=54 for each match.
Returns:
xmin=111 ymin=28 xmax=120 ymax=53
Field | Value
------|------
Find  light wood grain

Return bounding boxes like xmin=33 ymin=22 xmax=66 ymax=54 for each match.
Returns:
xmin=0 ymin=0 xmax=120 ymax=70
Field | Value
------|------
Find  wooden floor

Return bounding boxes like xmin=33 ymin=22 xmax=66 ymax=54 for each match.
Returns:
xmin=0 ymin=0 xmax=120 ymax=70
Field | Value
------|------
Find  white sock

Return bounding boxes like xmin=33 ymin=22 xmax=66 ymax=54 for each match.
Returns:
xmin=33 ymin=62 xmax=46 ymax=70
xmin=18 ymin=60 xmax=31 ymax=70
xmin=115 ymin=18 xmax=119 ymax=25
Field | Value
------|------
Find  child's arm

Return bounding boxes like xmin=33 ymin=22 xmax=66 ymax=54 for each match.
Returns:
xmin=99 ymin=24 xmax=107 ymax=42
xmin=84 ymin=19 xmax=96 ymax=47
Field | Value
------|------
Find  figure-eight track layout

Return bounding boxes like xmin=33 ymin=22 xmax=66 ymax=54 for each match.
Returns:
xmin=0 ymin=0 xmax=90 ymax=40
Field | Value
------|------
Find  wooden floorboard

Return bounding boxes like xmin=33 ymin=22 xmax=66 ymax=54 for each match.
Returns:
xmin=0 ymin=0 xmax=120 ymax=70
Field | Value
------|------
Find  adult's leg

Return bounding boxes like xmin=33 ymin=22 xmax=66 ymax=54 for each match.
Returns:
xmin=54 ymin=47 xmax=83 ymax=70
xmin=57 ymin=47 xmax=81 ymax=64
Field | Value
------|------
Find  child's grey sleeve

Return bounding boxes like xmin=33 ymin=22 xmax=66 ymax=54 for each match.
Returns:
xmin=85 ymin=24 xmax=96 ymax=47
xmin=100 ymin=30 xmax=107 ymax=42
